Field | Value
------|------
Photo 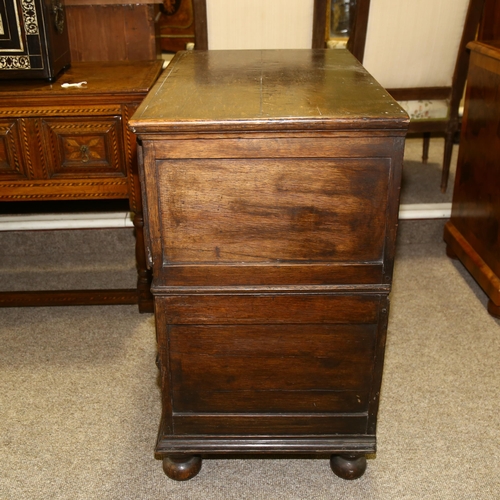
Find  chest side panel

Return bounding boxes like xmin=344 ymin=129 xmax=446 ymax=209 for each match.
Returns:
xmin=156 ymin=293 xmax=384 ymax=436
xmin=147 ymin=136 xmax=398 ymax=286
xmin=158 ymin=157 xmax=389 ymax=263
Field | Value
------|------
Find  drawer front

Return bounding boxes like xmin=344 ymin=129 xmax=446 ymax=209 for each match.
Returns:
xmin=156 ymin=293 xmax=384 ymax=435
xmin=0 ymin=119 xmax=30 ymax=180
xmin=42 ymin=117 xmax=126 ymax=178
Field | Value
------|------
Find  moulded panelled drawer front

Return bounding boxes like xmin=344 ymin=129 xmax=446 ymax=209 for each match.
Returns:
xmin=156 ymin=157 xmax=391 ymax=268
xmin=41 ymin=116 xmax=126 ymax=178
xmin=159 ymin=293 xmax=381 ymax=435
xmin=169 ymin=323 xmax=376 ymax=414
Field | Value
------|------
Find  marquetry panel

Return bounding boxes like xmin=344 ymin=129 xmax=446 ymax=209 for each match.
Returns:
xmin=0 ymin=119 xmax=29 ymax=180
xmin=0 ymin=105 xmax=123 ymax=119
xmin=0 ymin=178 xmax=129 ymax=200
xmin=41 ymin=117 xmax=126 ymax=178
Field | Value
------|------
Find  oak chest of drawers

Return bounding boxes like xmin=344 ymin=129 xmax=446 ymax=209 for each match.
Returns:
xmin=129 ymin=49 xmax=409 ymax=480
xmin=0 ymin=60 xmax=163 ymax=310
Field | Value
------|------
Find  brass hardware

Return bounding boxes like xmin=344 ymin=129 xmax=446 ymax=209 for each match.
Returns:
xmin=51 ymin=0 xmax=65 ymax=34
xmin=80 ymin=145 xmax=90 ymax=163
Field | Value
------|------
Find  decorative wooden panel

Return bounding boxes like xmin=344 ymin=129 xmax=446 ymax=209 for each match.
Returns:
xmin=41 ymin=117 xmax=126 ymax=178
xmin=0 ymin=119 xmax=27 ymax=179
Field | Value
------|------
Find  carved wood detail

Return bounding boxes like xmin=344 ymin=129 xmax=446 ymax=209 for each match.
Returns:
xmin=0 ymin=106 xmax=123 ymax=118
xmin=0 ymin=120 xmax=24 ymax=178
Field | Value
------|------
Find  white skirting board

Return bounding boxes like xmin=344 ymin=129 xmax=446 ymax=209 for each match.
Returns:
xmin=398 ymin=203 xmax=452 ymax=220
xmin=0 ymin=203 xmax=452 ymax=231
xmin=0 ymin=212 xmax=134 ymax=231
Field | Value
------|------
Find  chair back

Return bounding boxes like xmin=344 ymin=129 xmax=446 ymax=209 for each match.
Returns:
xmin=347 ymin=0 xmax=485 ymax=192
xmin=352 ymin=0 xmax=473 ymax=90
xmin=193 ymin=0 xmax=327 ymax=50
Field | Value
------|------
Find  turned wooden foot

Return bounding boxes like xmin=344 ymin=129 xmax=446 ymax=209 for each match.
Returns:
xmin=162 ymin=455 xmax=202 ymax=481
xmin=330 ymin=454 xmax=367 ymax=480
xmin=445 ymin=245 xmax=458 ymax=260
xmin=487 ymin=300 xmax=500 ymax=319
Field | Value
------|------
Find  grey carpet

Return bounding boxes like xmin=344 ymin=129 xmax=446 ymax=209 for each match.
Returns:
xmin=1 ymin=138 xmax=499 ymax=499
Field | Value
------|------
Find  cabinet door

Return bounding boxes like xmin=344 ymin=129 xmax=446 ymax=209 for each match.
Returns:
xmin=41 ymin=117 xmax=126 ymax=178
xmin=0 ymin=119 xmax=31 ymax=180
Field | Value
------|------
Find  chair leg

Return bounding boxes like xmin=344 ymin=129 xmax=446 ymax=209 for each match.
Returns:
xmin=441 ymin=129 xmax=455 ymax=193
xmin=422 ymin=132 xmax=431 ymax=163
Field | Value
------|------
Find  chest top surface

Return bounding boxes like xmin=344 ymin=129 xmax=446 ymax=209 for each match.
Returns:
xmin=0 ymin=60 xmax=164 ymax=102
xmin=129 ymin=49 xmax=408 ymax=134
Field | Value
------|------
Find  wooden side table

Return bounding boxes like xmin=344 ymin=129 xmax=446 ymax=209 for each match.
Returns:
xmin=0 ymin=60 xmax=163 ymax=311
xmin=444 ymin=41 xmax=500 ymax=318
xmin=129 ymin=49 xmax=408 ymax=480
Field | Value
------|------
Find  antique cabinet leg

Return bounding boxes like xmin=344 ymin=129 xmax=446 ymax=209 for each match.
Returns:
xmin=162 ymin=455 xmax=202 ymax=481
xmin=330 ymin=454 xmax=367 ymax=480
xmin=445 ymin=244 xmax=458 ymax=260
xmin=487 ymin=300 xmax=500 ymax=319
xmin=133 ymin=212 xmax=154 ymax=313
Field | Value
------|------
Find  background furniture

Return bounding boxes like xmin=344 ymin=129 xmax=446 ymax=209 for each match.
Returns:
xmin=0 ymin=0 xmax=71 ymax=81
xmin=65 ymin=0 xmax=162 ymax=61
xmin=348 ymin=0 xmax=486 ymax=192
xmin=444 ymin=41 xmax=500 ymax=318
xmin=129 ymin=48 xmax=408 ymax=481
xmin=478 ymin=0 xmax=500 ymax=40
xmin=192 ymin=0 xmax=328 ymax=50
xmin=159 ymin=0 xmax=195 ymax=53
xmin=0 ymin=60 xmax=163 ymax=310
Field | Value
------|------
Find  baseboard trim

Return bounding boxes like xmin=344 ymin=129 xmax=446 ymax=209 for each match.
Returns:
xmin=0 ymin=212 xmax=134 ymax=231
xmin=398 ymin=203 xmax=452 ymax=220
xmin=0 ymin=204 xmax=452 ymax=231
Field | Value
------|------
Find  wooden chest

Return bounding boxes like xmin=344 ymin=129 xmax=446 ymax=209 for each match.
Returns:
xmin=129 ymin=49 xmax=409 ymax=481
xmin=444 ymin=41 xmax=500 ymax=318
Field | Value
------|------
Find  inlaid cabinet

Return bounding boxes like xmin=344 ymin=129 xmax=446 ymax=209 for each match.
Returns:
xmin=0 ymin=60 xmax=163 ymax=310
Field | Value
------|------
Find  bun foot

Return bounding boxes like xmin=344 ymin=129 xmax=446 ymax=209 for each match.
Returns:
xmin=330 ymin=454 xmax=367 ymax=480
xmin=487 ymin=299 xmax=500 ymax=319
xmin=162 ymin=455 xmax=202 ymax=481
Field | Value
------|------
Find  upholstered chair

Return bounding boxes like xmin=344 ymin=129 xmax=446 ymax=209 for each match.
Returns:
xmin=348 ymin=0 xmax=485 ymax=191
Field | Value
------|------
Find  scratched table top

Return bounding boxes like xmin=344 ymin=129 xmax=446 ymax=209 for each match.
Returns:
xmin=129 ymin=48 xmax=408 ymax=134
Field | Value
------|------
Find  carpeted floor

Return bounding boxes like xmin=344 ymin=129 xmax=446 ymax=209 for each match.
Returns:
xmin=0 ymin=138 xmax=499 ymax=499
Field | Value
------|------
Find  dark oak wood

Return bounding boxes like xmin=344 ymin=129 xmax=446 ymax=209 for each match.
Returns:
xmin=192 ymin=0 xmax=328 ymax=50
xmin=129 ymin=48 xmax=408 ymax=480
xmin=347 ymin=0 xmax=486 ymax=192
xmin=0 ymin=60 xmax=163 ymax=311
xmin=330 ymin=454 xmax=367 ymax=480
xmin=444 ymin=41 xmax=500 ymax=318
xmin=162 ymin=455 xmax=202 ymax=481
